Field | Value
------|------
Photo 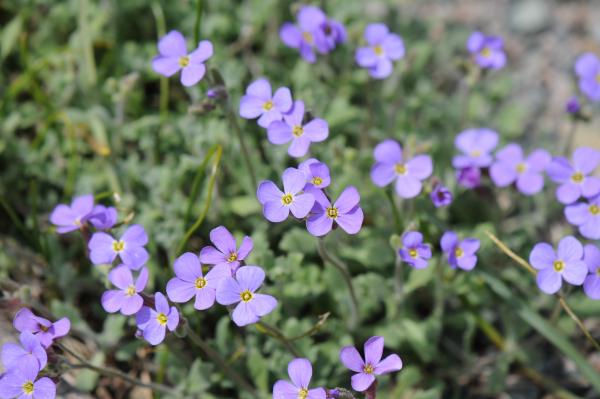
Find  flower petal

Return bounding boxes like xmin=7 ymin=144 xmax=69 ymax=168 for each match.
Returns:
xmin=536 ymin=267 xmax=562 ymax=294
xmin=288 ymin=358 xmax=312 ymax=389
xmin=180 ymin=64 xmax=206 ymax=87
xmin=557 ymin=236 xmax=583 ymax=262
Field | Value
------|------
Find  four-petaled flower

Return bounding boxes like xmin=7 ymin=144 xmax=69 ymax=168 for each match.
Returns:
xmin=467 ymin=31 xmax=506 ymax=70
xmin=239 ymin=79 xmax=293 ymax=128
xmin=574 ymin=52 xmax=600 ymax=101
xmin=101 ymin=265 xmax=148 ymax=315
xmin=199 ymin=226 xmax=253 ymax=274
xmin=135 ymin=292 xmax=179 ymax=346
xmin=440 ymin=231 xmax=480 ymax=271
xmin=339 ymin=336 xmax=403 ymax=392
xmin=371 ymin=139 xmax=433 ymax=198
xmin=167 ymin=252 xmax=230 ymax=310
xmin=306 ymin=187 xmax=363 ymax=237
xmin=355 ymin=23 xmax=405 ymax=79
xmin=88 ymin=204 xmax=118 ymax=230
xmin=216 ymin=266 xmax=277 ymax=327
xmin=13 ymin=308 xmax=70 ymax=349
xmin=0 ymin=363 xmax=55 ymax=399
xmin=49 ymin=194 xmax=94 ymax=233
xmin=453 ymin=128 xmax=499 ymax=169
xmin=1 ymin=332 xmax=47 ymax=371
xmin=152 ymin=30 xmax=213 ymax=87
xmin=529 ymin=236 xmax=588 ymax=295
xmin=257 ymin=168 xmax=315 ymax=223
xmin=88 ymin=224 xmax=149 ymax=269
xmin=272 ymin=358 xmax=326 ymax=399
xmin=490 ymin=144 xmax=551 ymax=196
xmin=267 ymin=101 xmax=329 ymax=157
xmin=298 ymin=158 xmax=331 ymax=190
xmin=583 ymin=244 xmax=600 ymax=300
xmin=399 ymin=231 xmax=432 ymax=269
xmin=546 ymin=147 xmax=600 ymax=204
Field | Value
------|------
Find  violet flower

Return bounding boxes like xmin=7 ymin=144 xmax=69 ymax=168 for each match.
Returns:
xmin=135 ymin=292 xmax=179 ymax=346
xmin=355 ymin=23 xmax=405 ymax=79
xmin=0 ymin=363 xmax=55 ymax=399
xmin=565 ymin=96 xmax=581 ymax=115
xmin=339 ymin=336 xmax=402 ymax=392
xmin=279 ymin=6 xmax=329 ymax=63
xmin=453 ymin=128 xmax=499 ymax=169
xmin=467 ymin=31 xmax=506 ymax=70
xmin=199 ymin=226 xmax=253 ymax=274
xmin=370 ymin=139 xmax=433 ymax=198
xmin=399 ymin=231 xmax=432 ymax=269
xmin=583 ymin=244 xmax=600 ymax=300
xmin=298 ymin=158 xmax=331 ymax=190
xmin=49 ymin=194 xmax=94 ymax=233
xmin=257 ymin=168 xmax=315 ymax=223
xmin=272 ymin=358 xmax=326 ymax=399
xmin=239 ymin=79 xmax=293 ymax=128
xmin=306 ymin=186 xmax=363 ymax=237
xmin=529 ymin=236 xmax=587 ymax=294
xmin=88 ymin=224 xmax=149 ymax=269
xmin=216 ymin=266 xmax=277 ymax=327
xmin=88 ymin=205 xmax=117 ymax=230
xmin=440 ymin=231 xmax=480 ymax=271
xmin=13 ymin=308 xmax=70 ymax=349
xmin=152 ymin=30 xmax=213 ymax=87
xmin=430 ymin=183 xmax=453 ymax=207
xmin=489 ymin=144 xmax=551 ymax=195
xmin=456 ymin=166 xmax=482 ymax=189
xmin=565 ymin=194 xmax=600 ymax=240
xmin=546 ymin=147 xmax=600 ymax=204
xmin=1 ymin=332 xmax=47 ymax=371
xmin=574 ymin=52 xmax=600 ymax=101
xmin=101 ymin=265 xmax=148 ymax=315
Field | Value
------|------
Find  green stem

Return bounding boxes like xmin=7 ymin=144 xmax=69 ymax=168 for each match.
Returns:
xmin=151 ymin=2 xmax=168 ymax=119
xmin=563 ymin=119 xmax=577 ymax=156
xmin=193 ymin=0 xmax=202 ymax=44
xmin=256 ymin=321 xmax=302 ymax=357
xmin=224 ymin=101 xmax=258 ymax=190
xmin=385 ymin=190 xmax=402 ymax=232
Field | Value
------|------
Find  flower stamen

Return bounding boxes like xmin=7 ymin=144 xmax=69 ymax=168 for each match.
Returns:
xmin=113 ymin=240 xmax=125 ymax=252
xmin=326 ymin=207 xmax=338 ymax=219
xmin=589 ymin=204 xmax=599 ymax=215
xmin=292 ymin=125 xmax=304 ymax=137
xmin=126 ymin=285 xmax=136 ymax=296
xmin=553 ymin=260 xmax=565 ymax=272
xmin=240 ymin=290 xmax=253 ymax=302
xmin=22 ymin=381 xmax=34 ymax=394
xmin=455 ymin=247 xmax=464 ymax=258
xmin=394 ymin=163 xmax=407 ymax=175
xmin=178 ymin=56 xmax=190 ymax=67
xmin=281 ymin=194 xmax=293 ymax=205
xmin=263 ymin=100 xmax=273 ymax=111
xmin=195 ymin=277 xmax=207 ymax=289
xmin=156 ymin=313 xmax=168 ymax=325
xmin=571 ymin=172 xmax=584 ymax=183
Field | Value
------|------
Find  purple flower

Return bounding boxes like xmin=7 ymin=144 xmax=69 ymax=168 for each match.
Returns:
xmin=318 ymin=18 xmax=346 ymax=52
xmin=0 ymin=363 xmax=55 ymax=399
xmin=152 ymin=30 xmax=213 ymax=87
xmin=88 ymin=224 xmax=149 ymax=269
xmin=257 ymin=168 xmax=315 ymax=223
xmin=199 ymin=226 xmax=253 ymax=274
xmin=88 ymin=205 xmax=117 ymax=230
xmin=135 ymin=292 xmax=179 ymax=345
xmin=574 ymin=53 xmax=600 ymax=101
xmin=216 ymin=266 xmax=277 ymax=327
xmin=298 ymin=158 xmax=331 ymax=190
xmin=546 ymin=147 xmax=600 ymax=204
xmin=430 ymin=183 xmax=453 ymax=207
xmin=49 ymin=194 xmax=94 ymax=233
xmin=339 ymin=336 xmax=403 ymax=392
xmin=13 ymin=308 xmax=70 ymax=349
xmin=453 ymin=128 xmax=499 ymax=169
xmin=489 ymin=144 xmax=551 ymax=196
xmin=456 ymin=166 xmax=482 ymax=189
xmin=272 ymin=358 xmax=326 ymax=399
xmin=583 ymin=244 xmax=600 ymax=300
xmin=370 ymin=139 xmax=433 ymax=198
xmin=239 ymin=79 xmax=293 ymax=128
xmin=279 ymin=6 xmax=328 ymax=63
xmin=166 ymin=252 xmax=230 ymax=310
xmin=440 ymin=231 xmax=480 ymax=271
xmin=101 ymin=265 xmax=148 ymax=315
xmin=564 ymin=195 xmax=600 ymax=240
xmin=267 ymin=101 xmax=329 ymax=157
xmin=529 ymin=236 xmax=587 ymax=294
xmin=355 ymin=23 xmax=405 ymax=79
xmin=467 ymin=31 xmax=506 ymax=70
xmin=1 ymin=332 xmax=47 ymax=371
xmin=565 ymin=96 xmax=581 ymax=115
xmin=399 ymin=232 xmax=432 ymax=269
xmin=306 ymin=186 xmax=363 ymax=237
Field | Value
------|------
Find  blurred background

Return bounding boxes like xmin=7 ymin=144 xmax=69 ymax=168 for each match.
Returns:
xmin=1 ymin=0 xmax=600 ymax=398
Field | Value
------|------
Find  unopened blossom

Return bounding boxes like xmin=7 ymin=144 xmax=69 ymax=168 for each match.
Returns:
xmin=370 ymin=139 xmax=433 ymax=198
xmin=239 ymin=79 xmax=293 ymax=128
xmin=152 ymin=30 xmax=213 ymax=87
xmin=199 ymin=226 xmax=253 ymax=274
xmin=339 ymin=336 xmax=402 ymax=392
xmin=267 ymin=101 xmax=329 ymax=157
xmin=356 ymin=23 xmax=405 ymax=79
xmin=88 ymin=224 xmax=149 ymax=269
xmin=0 ymin=363 xmax=55 ymax=399
xmin=88 ymin=204 xmax=117 ymax=230
xmin=453 ymin=128 xmax=499 ymax=169
xmin=136 ymin=292 xmax=179 ymax=346
xmin=565 ymin=96 xmax=581 ymax=115
xmin=456 ymin=166 xmax=482 ymax=189
xmin=13 ymin=308 xmax=70 ymax=348
xmin=101 ymin=265 xmax=148 ymax=315
xmin=272 ymin=358 xmax=326 ymax=399
xmin=306 ymin=186 xmax=363 ymax=237
xmin=49 ymin=194 xmax=94 ymax=233
xmin=440 ymin=231 xmax=480 ymax=271
xmin=467 ymin=31 xmax=506 ymax=70
xmin=257 ymin=168 xmax=315 ymax=222
xmin=574 ymin=52 xmax=600 ymax=101
xmin=1 ymin=332 xmax=47 ymax=371
xmin=490 ymin=144 xmax=551 ymax=195
xmin=583 ymin=244 xmax=600 ymax=300
xmin=546 ymin=147 xmax=600 ymax=204
xmin=399 ymin=231 xmax=432 ymax=269
xmin=167 ymin=252 xmax=230 ymax=310
xmin=318 ymin=18 xmax=346 ymax=52
xmin=216 ymin=266 xmax=277 ymax=327
xmin=430 ymin=183 xmax=453 ymax=207
xmin=529 ymin=236 xmax=587 ymax=294
xmin=564 ymin=195 xmax=600 ymax=240
xmin=298 ymin=158 xmax=331 ymax=190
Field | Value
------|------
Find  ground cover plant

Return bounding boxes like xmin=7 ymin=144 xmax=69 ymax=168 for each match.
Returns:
xmin=1 ymin=0 xmax=600 ymax=398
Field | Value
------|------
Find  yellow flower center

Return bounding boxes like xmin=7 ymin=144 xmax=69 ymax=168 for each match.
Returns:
xmin=126 ymin=285 xmax=136 ymax=296
xmin=373 ymin=45 xmax=384 ymax=55
xmin=22 ymin=381 xmax=34 ymax=394
xmin=112 ymin=240 xmax=125 ymax=252
xmin=240 ymin=290 xmax=253 ymax=302
xmin=553 ymin=260 xmax=565 ymax=272
xmin=363 ymin=364 xmax=374 ymax=374
xmin=589 ymin=204 xmax=599 ymax=215
xmin=571 ymin=172 xmax=584 ymax=183
xmin=326 ymin=207 xmax=338 ymax=219
xmin=178 ymin=55 xmax=190 ymax=67
xmin=480 ymin=47 xmax=491 ymax=58
xmin=292 ymin=125 xmax=304 ymax=137
xmin=281 ymin=193 xmax=293 ymax=205
xmin=409 ymin=248 xmax=418 ymax=258
xmin=227 ymin=252 xmax=238 ymax=262
xmin=195 ymin=277 xmax=207 ymax=289
xmin=263 ymin=100 xmax=273 ymax=111
xmin=455 ymin=247 xmax=464 ymax=258
xmin=156 ymin=313 xmax=168 ymax=325
xmin=39 ymin=324 xmax=49 ymax=332
xmin=298 ymin=388 xmax=309 ymax=399
xmin=302 ymin=31 xmax=313 ymax=43
xmin=596 ymin=268 xmax=600 ymax=277
xmin=516 ymin=163 xmax=527 ymax=174
xmin=395 ymin=163 xmax=407 ymax=175
xmin=596 ymin=73 xmax=600 ymax=84
xmin=470 ymin=150 xmax=481 ymax=157
xmin=312 ymin=177 xmax=323 ymax=186
xmin=74 ymin=217 xmax=82 ymax=226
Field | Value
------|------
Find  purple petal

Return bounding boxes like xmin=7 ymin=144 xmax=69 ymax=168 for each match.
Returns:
xmin=334 ymin=186 xmax=360 ymax=213
xmin=273 ymin=380 xmax=299 ymax=397
xmin=303 ymin=119 xmax=328 ymax=142
xmin=529 ymin=243 xmax=556 ymax=270
xmin=370 ymin=162 xmax=396 ymax=187
xmin=526 ymin=149 xmax=552 ymax=172
xmin=205 ymin=264 xmax=232 ymax=287
xmin=467 ymin=31 xmax=485 ymax=53
xmin=210 ymin=226 xmax=237 ymax=255
xmin=257 ymin=180 xmax=284 ymax=204
xmin=335 ymin=207 xmax=363 ymax=235
xmin=288 ymin=358 xmax=312 ymax=389
xmin=288 ymin=136 xmax=311 ymax=157
xmin=395 ymin=175 xmax=422 ymax=198
xmin=364 ymin=336 xmax=384 ymax=365
xmin=280 ymin=23 xmax=302 ymax=49
xmin=1 ymin=343 xmax=27 ymax=369
xmin=495 ymin=143 xmax=522 ymax=163
xmin=516 ymin=172 xmax=544 ymax=195
xmin=152 ymin=56 xmax=181 ymax=77
xmin=461 ymin=238 xmax=480 ymax=255
xmin=189 ymin=40 xmax=213 ymax=64
xmin=120 ymin=246 xmax=149 ymax=269
xmin=167 ymin=306 xmax=179 ymax=331
xmin=382 ymin=34 xmax=405 ymax=60
xmin=50 ymin=317 xmax=70 ymax=338
xmin=154 ymin=292 xmax=170 ymax=314
xmin=351 ymin=372 xmax=375 ymax=392
xmin=143 ymin=320 xmax=166 ymax=345
xmin=374 ymin=139 xmax=402 ymax=163
xmin=101 ymin=290 xmax=126 ymax=313
xmin=306 ymin=212 xmax=333 ymax=237
xmin=246 ymin=78 xmax=272 ymax=101
xmin=565 ymin=203 xmax=589 ymax=226
xmin=121 ymin=295 xmax=143 ymax=315
xmin=575 ymin=53 xmax=600 ymax=78
xmin=135 ymin=306 xmax=152 ymax=329
xmin=166 ymin=278 xmax=196 ymax=303
xmin=556 ymin=182 xmax=581 ymax=204
xmin=355 ymin=47 xmax=378 ymax=67
xmin=297 ymin=6 xmax=327 ymax=31
xmin=257 ymin=109 xmax=283 ymax=129
xmin=290 ymin=193 xmax=315 ymax=219
xmin=122 ymin=224 xmax=148 ymax=246
xmin=365 ymin=23 xmax=389 ymax=45
xmin=172 ymin=252 xmax=204 ymax=282
xmin=546 ymin=157 xmax=573 ymax=183
xmin=157 ymin=30 xmax=187 ymax=57
xmin=440 ymin=231 xmax=458 ymax=253
xmin=562 ymin=260 xmax=588 ymax=285
xmin=582 ymin=177 xmax=600 ymax=198
xmin=236 ymin=266 xmax=265 ymax=292
xmin=557 ymin=236 xmax=583 ymax=262
xmin=267 ymin=121 xmax=293 ymax=145
xmin=88 ymin=232 xmax=117 ymax=265
xmin=284 ymin=100 xmax=305 ymax=126
xmin=375 ymin=353 xmax=403 ymax=375
xmin=583 ymin=275 xmax=600 ymax=300
xmin=403 ymin=231 xmax=423 ymax=248
xmin=181 ymin=64 xmax=206 ymax=87
xmin=108 ymin=264 xmax=134 ymax=289
xmin=407 ymin=155 xmax=433 ymax=179
xmin=232 ymin=302 xmax=259 ymax=326
xmin=307 ymin=387 xmax=327 ymax=399
xmin=536 ymin=268 xmax=562 ymax=294
xmin=194 ymin=288 xmax=216 ymax=310
xmin=0 ymin=371 xmax=27 ymax=398
xmin=249 ymin=293 xmax=277 ymax=317
xmin=13 ymin=309 xmax=40 ymax=333
xmin=457 ymin=255 xmax=477 ymax=270
xmin=272 ymin=87 xmax=293 ymax=112
xmin=216 ymin=277 xmax=242 ymax=305
xmin=199 ymin=246 xmax=227 ymax=265
xmin=33 ymin=377 xmax=56 ymax=399
xmin=490 ymin=161 xmax=517 ymax=187
xmin=369 ymin=58 xmax=393 ymax=79
xmin=580 ymin=217 xmax=600 ymax=240
xmin=237 ymin=236 xmax=253 ymax=260
xmin=264 ymin=201 xmax=290 ymax=222
xmin=339 ymin=346 xmax=364 ymax=372
xmin=49 ymin=204 xmax=77 ymax=231
xmin=584 ymin=244 xmax=600 ymax=274
xmin=135 ymin=267 xmax=149 ymax=292
xmin=283 ymin=168 xmax=307 ymax=195
xmin=239 ymin=95 xmax=266 ymax=119
xmin=573 ymin=147 xmax=600 ymax=174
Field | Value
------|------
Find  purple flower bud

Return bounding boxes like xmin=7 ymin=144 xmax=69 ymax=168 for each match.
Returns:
xmin=565 ymin=96 xmax=581 ymax=114
xmin=430 ymin=183 xmax=453 ymax=207
xmin=456 ymin=166 xmax=481 ymax=189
